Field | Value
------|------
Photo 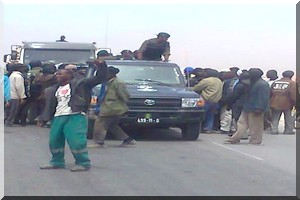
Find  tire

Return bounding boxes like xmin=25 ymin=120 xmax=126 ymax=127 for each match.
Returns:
xmin=181 ymin=122 xmax=201 ymax=141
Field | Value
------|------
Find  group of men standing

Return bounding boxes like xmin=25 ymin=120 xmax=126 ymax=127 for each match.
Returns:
xmin=185 ymin=66 xmax=296 ymax=145
xmin=4 ymin=61 xmax=57 ymax=127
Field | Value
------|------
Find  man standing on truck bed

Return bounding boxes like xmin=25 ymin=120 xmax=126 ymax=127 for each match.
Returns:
xmin=137 ymin=32 xmax=171 ymax=62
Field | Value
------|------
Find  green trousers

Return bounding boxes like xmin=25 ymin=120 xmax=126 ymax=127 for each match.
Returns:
xmin=49 ymin=114 xmax=90 ymax=167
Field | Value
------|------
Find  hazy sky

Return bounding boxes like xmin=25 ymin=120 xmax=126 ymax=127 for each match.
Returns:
xmin=1 ymin=0 xmax=297 ymax=75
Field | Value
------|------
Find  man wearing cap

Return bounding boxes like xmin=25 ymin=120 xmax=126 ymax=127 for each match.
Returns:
xmin=226 ymin=68 xmax=270 ymax=145
xmin=120 ymin=49 xmax=134 ymax=60
xmin=33 ymin=63 xmax=58 ymax=126
xmin=28 ymin=60 xmax=43 ymax=76
xmin=93 ymin=66 xmax=136 ymax=146
xmin=56 ymin=35 xmax=67 ymax=42
xmin=96 ymin=50 xmax=117 ymax=61
xmin=270 ymin=70 xmax=296 ymax=135
xmin=5 ymin=63 xmax=27 ymax=126
xmin=266 ymin=70 xmax=279 ymax=87
xmin=229 ymin=67 xmax=240 ymax=77
xmin=218 ymin=68 xmax=239 ymax=135
xmin=193 ymin=68 xmax=223 ymax=133
xmin=189 ymin=68 xmax=205 ymax=87
xmin=14 ymin=63 xmax=36 ymax=126
xmin=183 ymin=67 xmax=194 ymax=87
xmin=137 ymin=32 xmax=171 ymax=62
xmin=39 ymin=60 xmax=107 ymax=172
xmin=226 ymin=70 xmax=251 ymax=138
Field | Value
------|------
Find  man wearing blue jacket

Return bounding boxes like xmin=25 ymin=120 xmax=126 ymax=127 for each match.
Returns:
xmin=225 ymin=68 xmax=270 ymax=145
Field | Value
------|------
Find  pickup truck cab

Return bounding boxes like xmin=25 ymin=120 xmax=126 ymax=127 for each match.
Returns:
xmin=87 ymin=60 xmax=205 ymax=140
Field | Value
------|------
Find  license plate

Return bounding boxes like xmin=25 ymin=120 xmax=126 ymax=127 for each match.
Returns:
xmin=137 ymin=118 xmax=160 ymax=123
xmin=137 ymin=113 xmax=159 ymax=123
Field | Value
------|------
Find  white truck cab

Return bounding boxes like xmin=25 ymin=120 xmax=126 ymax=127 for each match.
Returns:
xmin=4 ymin=41 xmax=98 ymax=66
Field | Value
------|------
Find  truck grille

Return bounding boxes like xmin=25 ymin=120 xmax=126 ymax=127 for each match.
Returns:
xmin=128 ymin=98 xmax=181 ymax=110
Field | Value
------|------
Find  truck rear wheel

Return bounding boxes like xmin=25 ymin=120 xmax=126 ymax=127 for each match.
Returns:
xmin=181 ymin=122 xmax=201 ymax=141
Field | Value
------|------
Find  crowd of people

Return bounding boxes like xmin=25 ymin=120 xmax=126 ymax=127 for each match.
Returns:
xmin=3 ymin=58 xmax=138 ymax=172
xmin=4 ymin=61 xmax=55 ymax=127
xmin=3 ymin=32 xmax=172 ymax=172
xmin=3 ymin=32 xmax=297 ymax=172
xmin=183 ymin=66 xmax=297 ymax=145
xmin=3 ymin=61 xmax=88 ymax=127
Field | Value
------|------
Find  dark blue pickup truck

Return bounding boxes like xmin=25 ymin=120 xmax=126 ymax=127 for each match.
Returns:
xmin=87 ymin=60 xmax=205 ymax=140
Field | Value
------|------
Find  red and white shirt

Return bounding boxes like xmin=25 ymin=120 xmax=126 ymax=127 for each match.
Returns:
xmin=54 ymin=84 xmax=73 ymax=116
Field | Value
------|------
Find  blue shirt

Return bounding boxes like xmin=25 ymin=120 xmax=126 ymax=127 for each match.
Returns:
xmin=4 ymin=75 xmax=11 ymax=102
xmin=95 ymin=83 xmax=106 ymax=114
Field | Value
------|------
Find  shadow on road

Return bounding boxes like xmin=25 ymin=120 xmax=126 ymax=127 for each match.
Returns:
xmin=4 ymin=124 xmax=192 ymax=142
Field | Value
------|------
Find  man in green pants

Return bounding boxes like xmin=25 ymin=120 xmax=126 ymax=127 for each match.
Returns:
xmin=40 ymin=60 xmax=107 ymax=172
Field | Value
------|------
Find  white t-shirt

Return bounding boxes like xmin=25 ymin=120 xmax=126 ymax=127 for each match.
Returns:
xmin=54 ymin=84 xmax=73 ymax=116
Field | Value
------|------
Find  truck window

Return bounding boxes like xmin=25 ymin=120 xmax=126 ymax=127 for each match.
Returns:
xmin=110 ymin=65 xmax=183 ymax=85
xmin=24 ymin=49 xmax=95 ymax=65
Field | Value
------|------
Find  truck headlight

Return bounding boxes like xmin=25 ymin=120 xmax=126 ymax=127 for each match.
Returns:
xmin=181 ymin=98 xmax=205 ymax=108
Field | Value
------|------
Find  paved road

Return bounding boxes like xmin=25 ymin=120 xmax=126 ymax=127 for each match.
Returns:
xmin=4 ymin=124 xmax=296 ymax=196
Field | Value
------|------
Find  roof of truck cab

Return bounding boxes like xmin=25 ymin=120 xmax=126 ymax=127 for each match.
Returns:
xmin=22 ymin=42 xmax=97 ymax=50
xmin=105 ymin=60 xmax=180 ymax=68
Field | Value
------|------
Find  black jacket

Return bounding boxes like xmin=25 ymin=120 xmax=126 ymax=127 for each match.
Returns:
xmin=39 ymin=63 xmax=107 ymax=122
xmin=226 ymin=80 xmax=250 ymax=109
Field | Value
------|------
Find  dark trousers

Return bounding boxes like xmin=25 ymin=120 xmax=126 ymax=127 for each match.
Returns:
xmin=4 ymin=101 xmax=10 ymax=121
xmin=28 ymin=97 xmax=44 ymax=123
xmin=93 ymin=115 xmax=129 ymax=143
xmin=6 ymin=99 xmax=20 ymax=125
xmin=232 ymin=106 xmax=242 ymax=122
xmin=271 ymin=109 xmax=294 ymax=134
xmin=203 ymin=101 xmax=219 ymax=131
xmin=15 ymin=98 xmax=33 ymax=125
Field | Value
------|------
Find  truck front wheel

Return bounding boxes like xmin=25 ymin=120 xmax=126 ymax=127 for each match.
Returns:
xmin=181 ymin=122 xmax=201 ymax=141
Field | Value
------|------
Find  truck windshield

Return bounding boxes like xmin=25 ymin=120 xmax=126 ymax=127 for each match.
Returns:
xmin=113 ymin=65 xmax=184 ymax=85
xmin=24 ymin=49 xmax=95 ymax=65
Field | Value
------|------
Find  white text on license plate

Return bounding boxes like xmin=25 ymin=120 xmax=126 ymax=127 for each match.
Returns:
xmin=137 ymin=118 xmax=160 ymax=123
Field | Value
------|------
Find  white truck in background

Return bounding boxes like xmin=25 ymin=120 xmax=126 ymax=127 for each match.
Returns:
xmin=3 ymin=41 xmax=99 ymax=66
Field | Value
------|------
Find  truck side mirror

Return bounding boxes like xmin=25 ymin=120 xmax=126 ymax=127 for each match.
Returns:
xmin=3 ymin=54 xmax=9 ymax=63
xmin=11 ymin=50 xmax=18 ymax=60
